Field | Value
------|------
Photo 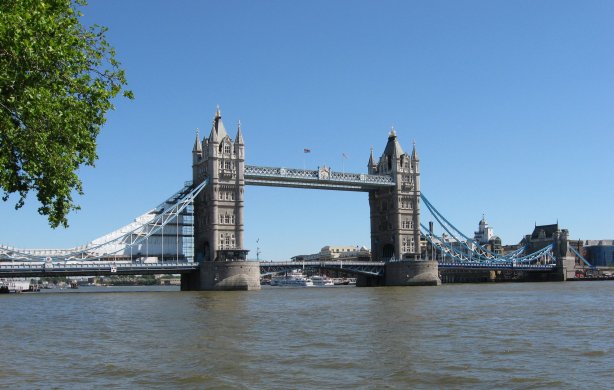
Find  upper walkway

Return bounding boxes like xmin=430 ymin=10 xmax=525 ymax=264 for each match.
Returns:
xmin=244 ymin=165 xmax=395 ymax=191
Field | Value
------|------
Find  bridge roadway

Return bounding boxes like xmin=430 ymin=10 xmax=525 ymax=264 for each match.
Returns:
xmin=0 ymin=260 xmax=557 ymax=279
xmin=0 ymin=261 xmax=199 ymax=278
xmin=260 ymin=260 xmax=386 ymax=276
xmin=438 ymin=262 xmax=556 ymax=271
xmin=0 ymin=260 xmax=388 ymax=278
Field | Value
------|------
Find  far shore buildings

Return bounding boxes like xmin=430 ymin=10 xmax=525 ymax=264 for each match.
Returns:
xmin=291 ymin=246 xmax=371 ymax=262
xmin=473 ymin=216 xmax=503 ymax=255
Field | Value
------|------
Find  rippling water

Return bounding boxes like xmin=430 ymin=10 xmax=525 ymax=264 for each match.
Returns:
xmin=1 ymin=282 xmax=612 ymax=389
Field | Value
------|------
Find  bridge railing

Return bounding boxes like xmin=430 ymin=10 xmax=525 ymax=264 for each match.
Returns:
xmin=438 ymin=261 xmax=556 ymax=270
xmin=0 ymin=261 xmax=199 ymax=273
xmin=259 ymin=260 xmax=386 ymax=276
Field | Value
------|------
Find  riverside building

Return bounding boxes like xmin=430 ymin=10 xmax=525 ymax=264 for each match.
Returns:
xmin=292 ymin=246 xmax=371 ymax=262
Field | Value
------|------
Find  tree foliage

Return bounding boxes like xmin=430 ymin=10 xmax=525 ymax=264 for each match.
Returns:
xmin=0 ymin=0 xmax=132 ymax=227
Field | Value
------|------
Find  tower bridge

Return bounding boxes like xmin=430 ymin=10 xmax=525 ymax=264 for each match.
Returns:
xmin=180 ymin=107 xmax=434 ymax=290
xmin=1 ymin=107 xmax=580 ymax=288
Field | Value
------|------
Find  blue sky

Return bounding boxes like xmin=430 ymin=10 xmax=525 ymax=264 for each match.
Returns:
xmin=1 ymin=0 xmax=613 ymax=260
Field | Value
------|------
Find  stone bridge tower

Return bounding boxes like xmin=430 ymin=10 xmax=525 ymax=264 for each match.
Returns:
xmin=366 ymin=130 xmax=440 ymax=286
xmin=182 ymin=107 xmax=260 ymax=290
xmin=368 ymin=129 xmax=421 ymax=261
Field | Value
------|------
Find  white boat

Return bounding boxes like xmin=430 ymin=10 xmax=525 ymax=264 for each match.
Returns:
xmin=270 ymin=270 xmax=314 ymax=287
xmin=333 ymin=277 xmax=357 ymax=285
xmin=0 ymin=279 xmax=32 ymax=293
xmin=311 ymin=275 xmax=335 ymax=286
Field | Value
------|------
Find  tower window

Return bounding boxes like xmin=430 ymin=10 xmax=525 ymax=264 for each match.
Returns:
xmin=224 ymin=144 xmax=231 ymax=155
xmin=401 ymin=197 xmax=409 ymax=209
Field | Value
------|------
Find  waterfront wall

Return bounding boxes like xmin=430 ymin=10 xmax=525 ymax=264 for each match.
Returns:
xmin=439 ymin=266 xmax=573 ymax=283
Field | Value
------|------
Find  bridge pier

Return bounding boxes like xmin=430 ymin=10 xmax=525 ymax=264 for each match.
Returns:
xmin=181 ymin=260 xmax=261 ymax=291
xmin=384 ymin=260 xmax=441 ymax=286
xmin=356 ymin=274 xmax=384 ymax=287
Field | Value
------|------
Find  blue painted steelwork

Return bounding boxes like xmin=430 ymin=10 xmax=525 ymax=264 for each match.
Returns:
xmin=420 ymin=192 xmax=557 ymax=268
xmin=437 ymin=262 xmax=556 ymax=270
xmin=421 ymin=194 xmax=505 ymax=259
xmin=421 ymin=223 xmax=555 ymax=266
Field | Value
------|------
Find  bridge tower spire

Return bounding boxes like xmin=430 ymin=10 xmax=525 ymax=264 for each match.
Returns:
xmin=368 ymin=146 xmax=376 ymax=173
xmin=192 ymin=128 xmax=203 ymax=177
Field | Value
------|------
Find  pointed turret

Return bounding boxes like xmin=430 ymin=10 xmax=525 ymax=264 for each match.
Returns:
xmin=411 ymin=140 xmax=419 ymax=160
xmin=209 ymin=115 xmax=219 ymax=143
xmin=367 ymin=146 xmax=377 ymax=174
xmin=235 ymin=120 xmax=244 ymax=145
xmin=192 ymin=128 xmax=203 ymax=166
xmin=382 ymin=127 xmax=405 ymax=158
xmin=193 ymin=128 xmax=202 ymax=153
xmin=209 ymin=105 xmax=229 ymax=142
xmin=368 ymin=146 xmax=375 ymax=166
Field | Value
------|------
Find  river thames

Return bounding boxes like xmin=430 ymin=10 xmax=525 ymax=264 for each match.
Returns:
xmin=1 ymin=281 xmax=612 ymax=389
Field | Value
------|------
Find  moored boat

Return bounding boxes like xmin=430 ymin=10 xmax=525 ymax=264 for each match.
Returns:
xmin=270 ymin=270 xmax=313 ymax=287
xmin=311 ymin=275 xmax=335 ymax=286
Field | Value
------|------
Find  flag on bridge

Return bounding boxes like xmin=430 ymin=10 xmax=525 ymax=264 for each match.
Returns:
xmin=304 ymin=148 xmax=311 ymax=153
xmin=342 ymin=152 xmax=348 ymax=159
